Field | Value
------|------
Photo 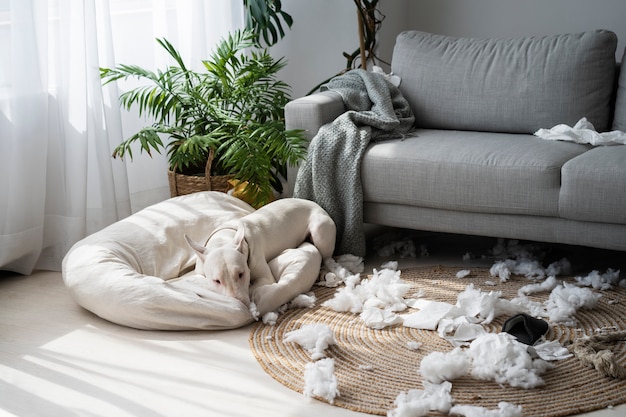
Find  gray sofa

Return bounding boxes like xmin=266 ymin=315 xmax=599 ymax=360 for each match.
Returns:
xmin=285 ymin=30 xmax=626 ymax=255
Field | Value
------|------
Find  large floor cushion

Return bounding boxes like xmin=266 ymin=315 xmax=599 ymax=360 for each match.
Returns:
xmin=560 ymin=146 xmax=626 ymax=224
xmin=62 ymin=192 xmax=321 ymax=331
xmin=361 ymin=129 xmax=590 ymax=216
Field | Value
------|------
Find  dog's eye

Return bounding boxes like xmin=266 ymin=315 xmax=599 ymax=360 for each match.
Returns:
xmin=213 ymin=279 xmax=222 ymax=285
xmin=238 ymin=272 xmax=244 ymax=280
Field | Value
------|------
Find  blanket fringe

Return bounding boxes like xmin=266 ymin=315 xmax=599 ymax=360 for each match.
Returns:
xmin=570 ymin=330 xmax=626 ymax=379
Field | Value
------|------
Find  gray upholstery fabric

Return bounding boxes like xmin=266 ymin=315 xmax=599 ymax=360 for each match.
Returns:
xmin=285 ymin=91 xmax=345 ymax=140
xmin=560 ymin=146 xmax=626 ymax=224
xmin=361 ymin=129 xmax=589 ymax=216
xmin=613 ymin=47 xmax=626 ymax=131
xmin=364 ymin=202 xmax=626 ymax=252
xmin=392 ymin=30 xmax=617 ymax=133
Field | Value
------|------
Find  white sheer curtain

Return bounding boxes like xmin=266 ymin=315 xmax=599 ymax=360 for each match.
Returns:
xmin=0 ymin=0 xmax=244 ymax=274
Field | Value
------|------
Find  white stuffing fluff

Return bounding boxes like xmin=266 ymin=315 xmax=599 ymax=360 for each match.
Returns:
xmin=467 ymin=333 xmax=552 ymax=389
xmin=303 ymin=358 xmax=339 ymax=404
xmin=544 ymin=282 xmax=601 ymax=326
xmin=249 ymin=302 xmax=260 ymax=320
xmin=449 ymin=401 xmax=523 ymax=417
xmin=376 ymin=237 xmax=418 ymax=258
xmin=487 ymin=239 xmax=572 ymax=283
xmin=489 ymin=259 xmax=546 ymax=282
xmin=546 ymin=258 xmax=572 ymax=277
xmin=575 ymin=268 xmax=622 ymax=290
xmin=418 ymin=334 xmax=554 ymax=393
xmin=388 ymin=381 xmax=453 ymax=417
xmin=456 ymin=269 xmax=471 ymax=279
xmin=261 ymin=292 xmax=317 ymax=325
xmin=318 ymin=255 xmax=364 ymax=287
xmin=262 ymin=311 xmax=279 ymax=325
xmin=323 ymin=267 xmax=412 ymax=329
xmin=406 ymin=341 xmax=422 ymax=351
xmin=518 ymin=275 xmax=560 ymax=296
xmin=419 ymin=348 xmax=471 ymax=384
xmin=283 ymin=323 xmax=336 ymax=360
xmin=288 ymin=292 xmax=317 ymax=308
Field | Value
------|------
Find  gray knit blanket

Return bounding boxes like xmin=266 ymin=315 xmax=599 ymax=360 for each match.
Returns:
xmin=293 ymin=69 xmax=415 ymax=257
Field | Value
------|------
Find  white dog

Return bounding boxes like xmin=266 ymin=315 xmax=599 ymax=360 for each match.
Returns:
xmin=185 ymin=198 xmax=336 ymax=312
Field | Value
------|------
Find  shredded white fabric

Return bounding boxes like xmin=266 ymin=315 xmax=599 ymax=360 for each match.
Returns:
xmin=404 ymin=284 xmax=523 ymax=346
xmin=532 ymin=340 xmax=573 ymax=361
xmin=402 ymin=300 xmax=455 ymax=330
xmin=438 ymin=319 xmax=487 ymax=347
xmin=303 ymin=358 xmax=340 ymax=404
xmin=535 ymin=117 xmax=626 ymax=146
xmin=360 ymin=307 xmax=404 ymax=329
xmin=388 ymin=381 xmax=453 ymax=417
xmin=283 ymin=323 xmax=336 ymax=360
xmin=454 ymin=284 xmax=522 ymax=325
xmin=449 ymin=401 xmax=523 ymax=417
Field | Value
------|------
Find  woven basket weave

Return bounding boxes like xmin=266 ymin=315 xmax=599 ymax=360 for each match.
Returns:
xmin=167 ymin=148 xmax=234 ymax=197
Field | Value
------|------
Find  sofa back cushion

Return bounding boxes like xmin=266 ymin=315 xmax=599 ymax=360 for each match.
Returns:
xmin=612 ymin=47 xmax=626 ymax=131
xmin=392 ymin=30 xmax=617 ymax=133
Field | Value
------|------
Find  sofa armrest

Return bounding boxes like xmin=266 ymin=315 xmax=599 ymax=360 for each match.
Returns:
xmin=284 ymin=90 xmax=345 ymax=196
xmin=285 ymin=91 xmax=345 ymax=140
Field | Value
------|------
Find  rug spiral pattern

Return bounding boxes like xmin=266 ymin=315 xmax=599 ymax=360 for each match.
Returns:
xmin=249 ymin=266 xmax=626 ymax=416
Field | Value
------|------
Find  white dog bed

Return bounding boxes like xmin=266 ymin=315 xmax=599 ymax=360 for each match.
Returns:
xmin=62 ymin=192 xmax=322 ymax=330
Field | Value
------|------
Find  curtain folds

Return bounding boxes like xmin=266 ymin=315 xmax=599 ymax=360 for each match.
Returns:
xmin=0 ymin=0 xmax=244 ymax=274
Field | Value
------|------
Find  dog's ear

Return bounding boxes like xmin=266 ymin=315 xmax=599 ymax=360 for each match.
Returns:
xmin=233 ymin=223 xmax=249 ymax=257
xmin=184 ymin=234 xmax=207 ymax=260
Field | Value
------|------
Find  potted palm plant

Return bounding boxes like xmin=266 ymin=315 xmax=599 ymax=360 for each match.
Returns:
xmin=100 ymin=29 xmax=306 ymax=207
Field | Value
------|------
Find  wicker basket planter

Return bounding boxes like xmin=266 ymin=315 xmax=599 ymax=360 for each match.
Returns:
xmin=167 ymin=150 xmax=234 ymax=197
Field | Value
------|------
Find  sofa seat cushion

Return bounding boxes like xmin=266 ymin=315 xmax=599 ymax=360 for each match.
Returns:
xmin=361 ymin=129 xmax=590 ymax=216
xmin=392 ymin=30 xmax=617 ymax=133
xmin=560 ymin=146 xmax=626 ymax=224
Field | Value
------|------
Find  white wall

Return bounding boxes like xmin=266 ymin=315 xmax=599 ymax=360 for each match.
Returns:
xmin=273 ymin=0 xmax=626 ymax=100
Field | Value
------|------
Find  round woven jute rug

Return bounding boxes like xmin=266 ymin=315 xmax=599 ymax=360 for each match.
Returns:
xmin=249 ymin=265 xmax=626 ymax=416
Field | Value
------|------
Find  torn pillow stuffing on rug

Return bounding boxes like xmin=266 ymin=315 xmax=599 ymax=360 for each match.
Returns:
xmin=535 ymin=117 xmax=626 ymax=145
xmin=420 ymin=332 xmax=555 ymax=388
xmin=468 ymin=333 xmax=552 ymax=389
xmin=388 ymin=381 xmax=453 ymax=417
xmin=419 ymin=348 xmax=472 ymax=384
xmin=449 ymin=401 xmax=523 ymax=417
xmin=283 ymin=323 xmax=336 ymax=360
xmin=544 ymin=282 xmax=602 ymax=326
xmin=303 ymin=358 xmax=340 ymax=404
xmin=322 ymin=265 xmax=413 ymax=318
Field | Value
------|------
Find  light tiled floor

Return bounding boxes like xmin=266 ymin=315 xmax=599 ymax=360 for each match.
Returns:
xmin=1 ymin=228 xmax=625 ymax=417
